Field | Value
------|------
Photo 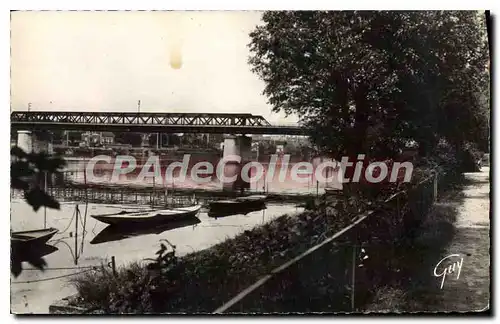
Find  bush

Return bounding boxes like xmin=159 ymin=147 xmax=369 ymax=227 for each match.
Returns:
xmin=70 ymin=262 xmax=155 ymax=313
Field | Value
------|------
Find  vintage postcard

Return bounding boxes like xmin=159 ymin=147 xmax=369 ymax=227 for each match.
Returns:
xmin=10 ymin=10 xmax=491 ymax=314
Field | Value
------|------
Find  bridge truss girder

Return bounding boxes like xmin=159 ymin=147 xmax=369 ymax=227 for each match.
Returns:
xmin=10 ymin=111 xmax=272 ymax=127
xmin=10 ymin=111 xmax=304 ymax=135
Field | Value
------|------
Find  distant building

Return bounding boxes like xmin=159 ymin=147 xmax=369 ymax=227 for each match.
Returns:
xmin=81 ymin=132 xmax=98 ymax=146
xmin=81 ymin=132 xmax=115 ymax=146
xmin=101 ymin=132 xmax=115 ymax=145
xmin=252 ymin=134 xmax=309 ymax=146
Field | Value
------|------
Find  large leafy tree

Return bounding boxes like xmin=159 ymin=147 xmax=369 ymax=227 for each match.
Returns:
xmin=249 ymin=11 xmax=489 ymax=170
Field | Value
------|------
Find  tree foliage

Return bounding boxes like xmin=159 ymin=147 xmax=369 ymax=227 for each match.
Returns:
xmin=11 ymin=146 xmax=66 ymax=211
xmin=115 ymin=132 xmax=143 ymax=146
xmin=249 ymin=11 xmax=489 ymax=162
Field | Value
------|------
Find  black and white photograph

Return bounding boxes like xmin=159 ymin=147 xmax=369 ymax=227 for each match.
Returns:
xmin=9 ymin=9 xmax=491 ymax=314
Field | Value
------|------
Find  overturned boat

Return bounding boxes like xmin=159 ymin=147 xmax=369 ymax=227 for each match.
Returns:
xmin=91 ymin=204 xmax=202 ymax=226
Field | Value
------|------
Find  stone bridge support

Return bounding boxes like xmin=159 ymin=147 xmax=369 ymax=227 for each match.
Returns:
xmin=221 ymin=135 xmax=252 ymax=192
xmin=16 ymin=130 xmax=55 ymax=187
xmin=16 ymin=130 xmax=33 ymax=153
xmin=16 ymin=130 xmax=54 ymax=154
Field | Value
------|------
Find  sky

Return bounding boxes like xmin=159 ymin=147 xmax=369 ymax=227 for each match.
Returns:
xmin=10 ymin=11 xmax=298 ymax=124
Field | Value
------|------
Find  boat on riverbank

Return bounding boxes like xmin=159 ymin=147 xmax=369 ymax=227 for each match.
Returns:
xmin=11 ymin=228 xmax=59 ymax=248
xmin=91 ymin=216 xmax=201 ymax=244
xmin=208 ymin=195 xmax=267 ymax=215
xmin=324 ymin=188 xmax=343 ymax=195
xmin=208 ymin=204 xmax=267 ymax=218
xmin=91 ymin=205 xmax=202 ymax=226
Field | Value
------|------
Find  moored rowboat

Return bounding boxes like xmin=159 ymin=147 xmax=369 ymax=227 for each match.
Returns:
xmin=91 ymin=204 xmax=202 ymax=226
xmin=208 ymin=204 xmax=266 ymax=218
xmin=90 ymin=216 xmax=201 ymax=244
xmin=209 ymin=195 xmax=267 ymax=213
xmin=11 ymin=228 xmax=59 ymax=247
xmin=324 ymin=188 xmax=344 ymax=195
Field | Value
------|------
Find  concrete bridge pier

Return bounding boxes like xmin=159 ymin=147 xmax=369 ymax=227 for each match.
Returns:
xmin=222 ymin=135 xmax=252 ymax=192
xmin=16 ymin=130 xmax=54 ymax=155
xmin=16 ymin=130 xmax=33 ymax=153
xmin=16 ymin=130 xmax=55 ymax=187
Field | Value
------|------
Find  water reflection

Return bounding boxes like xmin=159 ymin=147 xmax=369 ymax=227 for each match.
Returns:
xmin=45 ymin=202 xmax=91 ymax=266
xmin=64 ymin=156 xmax=339 ymax=194
xmin=90 ymin=216 xmax=202 ymax=245
xmin=12 ymin=243 xmax=59 ymax=262
xmin=11 ymin=244 xmax=59 ymax=275
xmin=11 ymin=199 xmax=303 ymax=313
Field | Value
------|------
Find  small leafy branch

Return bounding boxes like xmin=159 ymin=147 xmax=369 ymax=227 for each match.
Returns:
xmin=145 ymin=239 xmax=178 ymax=274
xmin=11 ymin=146 xmax=66 ymax=211
xmin=11 ymin=146 xmax=66 ymax=276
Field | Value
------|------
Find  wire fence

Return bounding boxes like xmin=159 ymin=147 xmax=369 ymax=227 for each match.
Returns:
xmin=10 ymin=172 xmax=201 ymax=208
xmin=212 ymin=174 xmax=438 ymax=313
xmin=11 ymin=267 xmax=97 ymax=285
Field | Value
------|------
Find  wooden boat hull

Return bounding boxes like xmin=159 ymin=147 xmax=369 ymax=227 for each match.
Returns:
xmin=208 ymin=204 xmax=266 ymax=218
xmin=91 ymin=205 xmax=202 ymax=226
xmin=11 ymin=228 xmax=59 ymax=248
xmin=91 ymin=216 xmax=201 ymax=244
xmin=324 ymin=188 xmax=344 ymax=195
xmin=209 ymin=195 xmax=267 ymax=214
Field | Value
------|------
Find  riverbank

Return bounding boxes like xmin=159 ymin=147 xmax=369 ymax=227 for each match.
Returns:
xmin=365 ymin=167 xmax=490 ymax=313
xmin=67 ymin=168 xmax=435 ymax=313
xmin=62 ymin=160 xmax=459 ymax=313
xmin=69 ymin=195 xmax=366 ymax=313
xmin=11 ymin=199 xmax=301 ymax=314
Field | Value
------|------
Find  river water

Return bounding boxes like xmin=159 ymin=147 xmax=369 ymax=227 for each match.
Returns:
xmin=10 ymin=198 xmax=304 ymax=314
xmin=62 ymin=156 xmax=342 ymax=194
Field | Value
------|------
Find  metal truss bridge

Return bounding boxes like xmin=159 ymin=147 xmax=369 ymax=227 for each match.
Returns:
xmin=10 ymin=111 xmax=304 ymax=135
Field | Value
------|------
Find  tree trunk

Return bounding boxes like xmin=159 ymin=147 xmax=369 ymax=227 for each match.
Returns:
xmin=341 ymin=86 xmax=370 ymax=198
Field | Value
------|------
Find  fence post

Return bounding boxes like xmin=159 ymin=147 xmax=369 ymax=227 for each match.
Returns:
xmin=44 ymin=171 xmax=48 ymax=229
xmin=111 ymin=256 xmax=117 ymax=277
xmin=396 ymin=194 xmax=400 ymax=220
xmin=434 ymin=173 xmax=438 ymax=202
xmin=153 ymin=175 xmax=156 ymax=207
xmin=74 ymin=204 xmax=79 ymax=265
xmin=351 ymin=243 xmax=357 ymax=311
